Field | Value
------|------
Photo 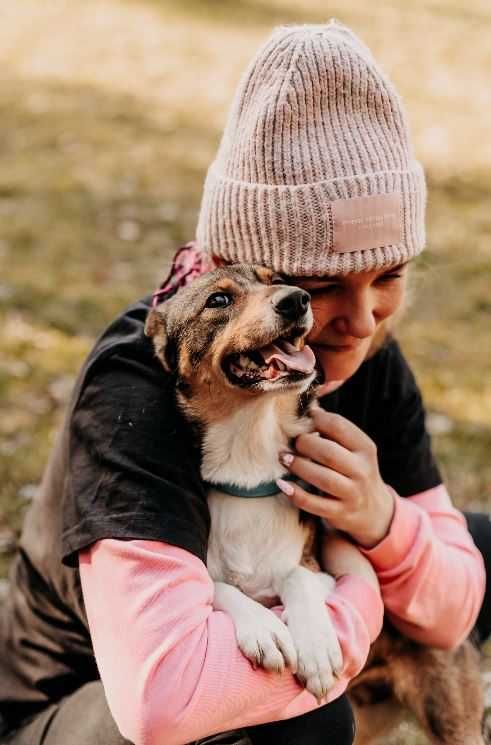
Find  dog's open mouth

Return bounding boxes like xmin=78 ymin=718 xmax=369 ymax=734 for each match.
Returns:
xmin=225 ymin=332 xmax=316 ymax=387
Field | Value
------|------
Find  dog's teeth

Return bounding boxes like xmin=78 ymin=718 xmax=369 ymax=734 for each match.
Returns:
xmin=298 ymin=338 xmax=305 ymax=351
xmin=238 ymin=354 xmax=259 ymax=371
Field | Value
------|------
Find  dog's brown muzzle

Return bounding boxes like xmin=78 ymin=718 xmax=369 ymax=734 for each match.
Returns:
xmin=225 ymin=287 xmax=316 ymax=387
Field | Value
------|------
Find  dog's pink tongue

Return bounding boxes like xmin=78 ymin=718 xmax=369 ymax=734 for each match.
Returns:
xmin=260 ymin=341 xmax=316 ymax=373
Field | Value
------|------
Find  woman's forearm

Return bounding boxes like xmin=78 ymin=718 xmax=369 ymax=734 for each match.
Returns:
xmin=360 ymin=484 xmax=486 ymax=649
xmin=321 ymin=529 xmax=380 ymax=592
xmin=80 ymin=538 xmax=383 ymax=745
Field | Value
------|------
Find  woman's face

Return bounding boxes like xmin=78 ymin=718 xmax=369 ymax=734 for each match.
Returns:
xmin=290 ymin=262 xmax=409 ymax=384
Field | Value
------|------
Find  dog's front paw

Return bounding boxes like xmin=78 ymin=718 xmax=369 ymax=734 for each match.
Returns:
xmin=286 ymin=610 xmax=342 ymax=702
xmin=235 ymin=604 xmax=298 ymax=675
xmin=280 ymin=569 xmax=342 ymax=702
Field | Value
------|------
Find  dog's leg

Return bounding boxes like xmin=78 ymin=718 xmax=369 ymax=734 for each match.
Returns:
xmin=276 ymin=567 xmax=342 ymax=702
xmin=213 ymin=581 xmax=297 ymax=674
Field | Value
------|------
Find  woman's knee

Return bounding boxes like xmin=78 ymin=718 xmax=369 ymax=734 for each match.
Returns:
xmin=48 ymin=681 xmax=132 ymax=745
xmin=4 ymin=682 xmax=132 ymax=745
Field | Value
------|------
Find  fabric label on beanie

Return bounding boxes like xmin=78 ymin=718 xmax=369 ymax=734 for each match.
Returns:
xmin=330 ymin=193 xmax=402 ymax=252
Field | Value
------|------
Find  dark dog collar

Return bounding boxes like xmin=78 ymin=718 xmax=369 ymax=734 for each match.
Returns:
xmin=205 ymin=474 xmax=305 ymax=498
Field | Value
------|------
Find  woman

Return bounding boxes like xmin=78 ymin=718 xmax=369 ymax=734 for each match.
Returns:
xmin=0 ymin=20 xmax=489 ymax=745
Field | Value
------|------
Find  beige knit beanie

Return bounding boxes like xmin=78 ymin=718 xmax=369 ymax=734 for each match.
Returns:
xmin=195 ymin=20 xmax=426 ymax=276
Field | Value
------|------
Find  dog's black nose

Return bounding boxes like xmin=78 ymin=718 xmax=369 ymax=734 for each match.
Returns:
xmin=273 ymin=289 xmax=311 ymax=321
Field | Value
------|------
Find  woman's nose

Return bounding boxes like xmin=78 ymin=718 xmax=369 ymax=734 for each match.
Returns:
xmin=332 ymin=297 xmax=376 ymax=339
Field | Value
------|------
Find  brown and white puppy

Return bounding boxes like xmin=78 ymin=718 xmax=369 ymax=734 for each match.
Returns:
xmin=146 ymin=263 xmax=486 ymax=743
xmin=146 ymin=264 xmax=342 ymax=701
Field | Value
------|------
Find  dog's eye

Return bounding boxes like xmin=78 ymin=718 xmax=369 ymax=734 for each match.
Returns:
xmin=271 ymin=273 xmax=286 ymax=285
xmin=205 ymin=292 xmax=233 ymax=309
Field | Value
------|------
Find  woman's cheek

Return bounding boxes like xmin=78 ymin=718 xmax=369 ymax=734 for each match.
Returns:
xmin=375 ymin=283 xmax=405 ymax=319
xmin=308 ymin=300 xmax=333 ymax=339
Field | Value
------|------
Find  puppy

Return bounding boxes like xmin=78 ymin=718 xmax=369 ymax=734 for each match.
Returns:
xmin=146 ymin=263 xmax=342 ymax=701
xmin=146 ymin=263 xmax=486 ymax=742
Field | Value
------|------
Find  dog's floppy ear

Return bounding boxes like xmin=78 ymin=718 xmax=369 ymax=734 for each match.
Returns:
xmin=145 ymin=308 xmax=176 ymax=374
xmin=144 ymin=308 xmax=165 ymax=339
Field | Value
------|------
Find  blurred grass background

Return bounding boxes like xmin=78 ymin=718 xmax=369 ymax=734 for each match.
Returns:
xmin=0 ymin=2 xmax=490 ymax=740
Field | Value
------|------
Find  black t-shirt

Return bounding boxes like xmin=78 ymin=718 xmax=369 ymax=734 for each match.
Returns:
xmin=0 ymin=294 xmax=442 ymax=735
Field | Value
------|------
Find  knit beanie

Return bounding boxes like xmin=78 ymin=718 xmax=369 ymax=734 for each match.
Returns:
xmin=195 ymin=21 xmax=426 ymax=276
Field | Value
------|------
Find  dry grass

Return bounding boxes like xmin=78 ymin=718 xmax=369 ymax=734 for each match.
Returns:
xmin=0 ymin=2 xmax=490 ymax=740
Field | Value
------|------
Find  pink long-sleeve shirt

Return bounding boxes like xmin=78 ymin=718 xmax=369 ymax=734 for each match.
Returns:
xmin=80 ymin=484 xmax=485 ymax=745
xmin=360 ymin=484 xmax=485 ymax=647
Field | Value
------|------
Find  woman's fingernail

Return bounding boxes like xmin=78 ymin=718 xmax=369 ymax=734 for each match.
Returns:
xmin=280 ymin=452 xmax=294 ymax=466
xmin=276 ymin=478 xmax=294 ymax=496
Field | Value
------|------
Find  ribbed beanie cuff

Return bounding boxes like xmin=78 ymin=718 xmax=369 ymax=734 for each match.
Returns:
xmin=196 ymin=21 xmax=426 ymax=276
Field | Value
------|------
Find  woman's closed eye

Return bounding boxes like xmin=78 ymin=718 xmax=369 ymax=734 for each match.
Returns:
xmin=307 ymin=284 xmax=339 ymax=295
xmin=376 ymin=272 xmax=403 ymax=284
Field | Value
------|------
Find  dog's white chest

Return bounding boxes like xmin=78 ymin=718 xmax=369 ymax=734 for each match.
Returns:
xmin=206 ymin=489 xmax=310 ymax=606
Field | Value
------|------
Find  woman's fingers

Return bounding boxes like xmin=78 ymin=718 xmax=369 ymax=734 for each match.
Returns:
xmin=294 ymin=432 xmax=353 ymax=477
xmin=279 ymin=452 xmax=351 ymax=501
xmin=311 ymin=409 xmax=373 ymax=453
xmin=276 ymin=476 xmax=343 ymax=520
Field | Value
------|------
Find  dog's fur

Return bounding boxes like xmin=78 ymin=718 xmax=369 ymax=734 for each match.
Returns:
xmin=349 ymin=627 xmax=485 ymax=745
xmin=146 ymin=264 xmax=485 ymax=743
xmin=146 ymin=264 xmax=342 ymax=699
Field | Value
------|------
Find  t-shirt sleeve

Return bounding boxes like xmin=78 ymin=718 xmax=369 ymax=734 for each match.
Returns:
xmin=62 ymin=348 xmax=210 ymax=567
xmin=371 ymin=339 xmax=442 ymax=497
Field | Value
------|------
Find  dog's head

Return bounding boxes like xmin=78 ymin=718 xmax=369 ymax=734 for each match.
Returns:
xmin=145 ymin=265 xmax=317 ymax=413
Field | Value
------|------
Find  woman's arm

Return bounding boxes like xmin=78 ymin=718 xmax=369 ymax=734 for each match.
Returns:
xmin=80 ymin=538 xmax=383 ymax=745
xmin=359 ymin=483 xmax=485 ymax=649
xmin=320 ymin=529 xmax=379 ymax=591
xmin=277 ymin=409 xmax=485 ymax=650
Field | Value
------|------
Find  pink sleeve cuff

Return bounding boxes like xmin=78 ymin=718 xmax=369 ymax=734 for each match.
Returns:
xmin=359 ymin=491 xmax=423 ymax=571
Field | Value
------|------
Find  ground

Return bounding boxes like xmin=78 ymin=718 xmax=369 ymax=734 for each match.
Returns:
xmin=0 ymin=1 xmax=490 ymax=742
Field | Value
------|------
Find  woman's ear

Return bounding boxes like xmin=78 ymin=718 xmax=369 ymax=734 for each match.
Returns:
xmin=145 ymin=308 xmax=174 ymax=373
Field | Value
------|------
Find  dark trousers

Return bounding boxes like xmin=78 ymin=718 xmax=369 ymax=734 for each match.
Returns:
xmin=4 ymin=512 xmax=491 ymax=745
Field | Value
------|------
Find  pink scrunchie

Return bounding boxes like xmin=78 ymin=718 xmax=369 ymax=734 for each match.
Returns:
xmin=152 ymin=242 xmax=219 ymax=307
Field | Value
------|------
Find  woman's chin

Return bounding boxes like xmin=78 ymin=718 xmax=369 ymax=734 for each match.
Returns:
xmin=313 ymin=344 xmax=369 ymax=383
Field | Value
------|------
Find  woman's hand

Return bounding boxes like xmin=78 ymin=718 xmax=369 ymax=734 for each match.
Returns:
xmin=277 ymin=408 xmax=395 ymax=549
